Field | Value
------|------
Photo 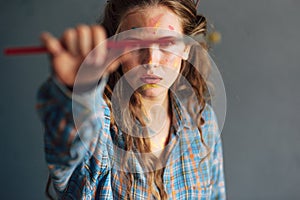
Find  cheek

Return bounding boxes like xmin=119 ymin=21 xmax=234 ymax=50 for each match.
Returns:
xmin=121 ymin=64 xmax=141 ymax=89
xmin=159 ymin=57 xmax=182 ymax=86
xmin=172 ymin=57 xmax=182 ymax=70
xmin=121 ymin=63 xmax=131 ymax=74
xmin=120 ymin=54 xmax=139 ymax=73
xmin=161 ymin=56 xmax=182 ymax=72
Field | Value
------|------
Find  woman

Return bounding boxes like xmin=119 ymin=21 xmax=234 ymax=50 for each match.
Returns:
xmin=37 ymin=0 xmax=226 ymax=199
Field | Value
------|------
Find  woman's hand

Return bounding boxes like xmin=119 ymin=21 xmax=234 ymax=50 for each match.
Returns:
xmin=41 ymin=25 xmax=118 ymax=88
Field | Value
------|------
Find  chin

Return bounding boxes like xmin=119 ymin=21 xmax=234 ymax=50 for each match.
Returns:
xmin=139 ymin=86 xmax=167 ymax=98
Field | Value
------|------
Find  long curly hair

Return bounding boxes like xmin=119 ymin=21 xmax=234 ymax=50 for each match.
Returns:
xmin=101 ymin=0 xmax=211 ymax=199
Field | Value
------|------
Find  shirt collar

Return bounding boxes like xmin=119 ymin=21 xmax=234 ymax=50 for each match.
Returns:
xmin=114 ymin=92 xmax=198 ymax=139
xmin=170 ymin=92 xmax=196 ymax=135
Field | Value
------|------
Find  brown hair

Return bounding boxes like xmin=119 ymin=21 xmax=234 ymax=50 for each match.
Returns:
xmin=101 ymin=0 xmax=211 ymax=199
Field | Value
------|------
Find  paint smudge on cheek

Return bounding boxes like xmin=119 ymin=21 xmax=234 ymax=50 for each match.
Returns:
xmin=174 ymin=59 xmax=180 ymax=68
xmin=172 ymin=57 xmax=181 ymax=69
xmin=160 ymin=57 xmax=180 ymax=68
xmin=160 ymin=58 xmax=169 ymax=66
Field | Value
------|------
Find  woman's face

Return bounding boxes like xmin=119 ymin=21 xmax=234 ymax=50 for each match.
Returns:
xmin=118 ymin=6 xmax=189 ymax=99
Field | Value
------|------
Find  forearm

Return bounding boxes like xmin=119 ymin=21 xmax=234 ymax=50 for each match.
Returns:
xmin=36 ymin=76 xmax=109 ymax=191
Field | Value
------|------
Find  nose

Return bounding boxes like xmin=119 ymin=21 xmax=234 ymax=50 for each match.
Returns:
xmin=140 ymin=45 xmax=161 ymax=65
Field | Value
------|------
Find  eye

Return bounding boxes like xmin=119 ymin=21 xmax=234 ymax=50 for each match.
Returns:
xmin=157 ymin=37 xmax=186 ymax=54
xmin=116 ymin=38 xmax=143 ymax=51
xmin=158 ymin=38 xmax=176 ymax=48
xmin=160 ymin=41 xmax=175 ymax=48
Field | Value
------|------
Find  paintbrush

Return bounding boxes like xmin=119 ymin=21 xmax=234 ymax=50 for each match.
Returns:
xmin=3 ymin=35 xmax=206 ymax=56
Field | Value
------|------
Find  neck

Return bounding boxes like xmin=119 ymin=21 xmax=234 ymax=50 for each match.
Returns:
xmin=140 ymin=91 xmax=169 ymax=119
xmin=140 ymin=91 xmax=173 ymax=154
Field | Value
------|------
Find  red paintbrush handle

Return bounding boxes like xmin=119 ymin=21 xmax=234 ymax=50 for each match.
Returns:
xmin=4 ymin=46 xmax=48 ymax=55
xmin=3 ymin=38 xmax=177 ymax=56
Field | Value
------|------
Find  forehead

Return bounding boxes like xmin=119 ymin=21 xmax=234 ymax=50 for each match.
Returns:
xmin=120 ymin=6 xmax=183 ymax=33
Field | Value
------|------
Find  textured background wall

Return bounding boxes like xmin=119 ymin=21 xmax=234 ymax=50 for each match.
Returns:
xmin=1 ymin=0 xmax=299 ymax=199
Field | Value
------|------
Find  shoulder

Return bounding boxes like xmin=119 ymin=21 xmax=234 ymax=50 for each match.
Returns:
xmin=201 ymin=103 xmax=218 ymax=124
xmin=201 ymin=103 xmax=221 ymax=146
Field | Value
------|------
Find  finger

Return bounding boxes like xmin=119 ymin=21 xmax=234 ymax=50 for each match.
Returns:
xmin=40 ymin=32 xmax=63 ymax=56
xmin=91 ymin=25 xmax=106 ymax=47
xmin=106 ymin=59 xmax=120 ymax=73
xmin=91 ymin=25 xmax=107 ymax=64
xmin=77 ymin=24 xmax=92 ymax=56
xmin=62 ymin=28 xmax=78 ymax=56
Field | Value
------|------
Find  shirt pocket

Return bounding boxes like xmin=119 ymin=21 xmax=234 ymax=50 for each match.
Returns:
xmin=187 ymin=183 xmax=213 ymax=199
xmin=185 ymin=159 xmax=213 ymax=199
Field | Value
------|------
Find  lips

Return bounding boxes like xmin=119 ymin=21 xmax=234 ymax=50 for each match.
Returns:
xmin=140 ymin=74 xmax=162 ymax=84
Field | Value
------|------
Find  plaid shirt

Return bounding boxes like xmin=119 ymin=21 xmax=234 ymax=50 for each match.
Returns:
xmin=36 ymin=77 xmax=226 ymax=200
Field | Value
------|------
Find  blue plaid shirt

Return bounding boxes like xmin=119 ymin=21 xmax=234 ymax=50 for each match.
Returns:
xmin=36 ymin=77 xmax=226 ymax=199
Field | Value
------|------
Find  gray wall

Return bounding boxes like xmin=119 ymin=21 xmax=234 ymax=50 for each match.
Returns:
xmin=0 ymin=0 xmax=299 ymax=199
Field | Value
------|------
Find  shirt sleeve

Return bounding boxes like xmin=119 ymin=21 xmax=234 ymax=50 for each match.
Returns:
xmin=36 ymin=76 xmax=110 ymax=192
xmin=203 ymin=104 xmax=226 ymax=200
xmin=211 ymin=135 xmax=226 ymax=199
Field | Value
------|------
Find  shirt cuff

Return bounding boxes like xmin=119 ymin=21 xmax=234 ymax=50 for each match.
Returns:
xmin=51 ymin=75 xmax=108 ymax=111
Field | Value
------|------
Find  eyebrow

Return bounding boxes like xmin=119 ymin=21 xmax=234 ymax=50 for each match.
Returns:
xmin=123 ymin=36 xmax=178 ymax=40
xmin=157 ymin=36 xmax=178 ymax=40
xmin=112 ymin=37 xmax=179 ymax=49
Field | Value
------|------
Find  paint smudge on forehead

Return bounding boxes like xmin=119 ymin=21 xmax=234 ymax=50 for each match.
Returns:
xmin=148 ymin=13 xmax=164 ymax=27
xmin=148 ymin=14 xmax=164 ymax=35
xmin=168 ymin=25 xmax=174 ymax=30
